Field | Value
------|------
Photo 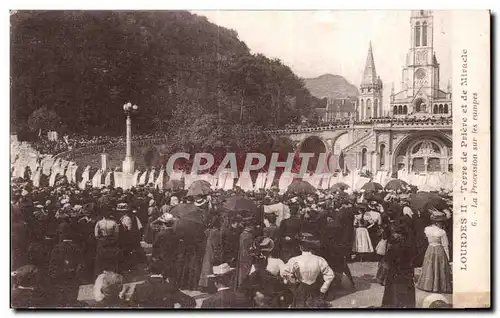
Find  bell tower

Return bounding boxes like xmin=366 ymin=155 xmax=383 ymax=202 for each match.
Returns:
xmin=358 ymin=42 xmax=383 ymax=120
xmin=405 ymin=10 xmax=440 ymax=100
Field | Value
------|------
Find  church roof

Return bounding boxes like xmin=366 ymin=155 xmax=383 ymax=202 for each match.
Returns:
xmin=326 ymin=97 xmax=357 ymax=113
xmin=361 ymin=42 xmax=378 ymax=86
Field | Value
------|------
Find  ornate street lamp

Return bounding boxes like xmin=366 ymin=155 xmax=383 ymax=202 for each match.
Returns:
xmin=122 ymin=102 xmax=139 ymax=174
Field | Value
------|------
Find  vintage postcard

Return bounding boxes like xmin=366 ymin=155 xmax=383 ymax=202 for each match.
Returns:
xmin=9 ymin=9 xmax=490 ymax=309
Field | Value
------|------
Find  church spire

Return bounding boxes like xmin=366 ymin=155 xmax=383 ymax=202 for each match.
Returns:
xmin=361 ymin=41 xmax=378 ymax=86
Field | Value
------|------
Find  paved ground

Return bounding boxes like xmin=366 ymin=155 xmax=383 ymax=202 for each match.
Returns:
xmin=78 ymin=242 xmax=451 ymax=308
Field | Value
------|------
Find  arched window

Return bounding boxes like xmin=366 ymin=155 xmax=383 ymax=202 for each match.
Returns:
xmin=415 ymin=22 xmax=421 ymax=47
xmin=428 ymin=158 xmax=441 ymax=172
xmin=422 ymin=22 xmax=428 ymax=46
xmin=361 ymin=148 xmax=367 ymax=167
xmin=366 ymin=99 xmax=372 ymax=118
xmin=439 ymin=104 xmax=444 ymax=114
xmin=448 ymin=158 xmax=453 ymax=172
xmin=398 ymin=105 xmax=403 ymax=115
xmin=403 ymin=105 xmax=408 ymax=114
xmin=360 ymin=99 xmax=365 ymax=119
xmin=380 ymin=144 xmax=386 ymax=167
xmin=444 ymin=104 xmax=449 ymax=113
xmin=393 ymin=106 xmax=398 ymax=115
xmin=433 ymin=105 xmax=438 ymax=114
xmin=415 ymin=98 xmax=426 ymax=112
xmin=373 ymin=99 xmax=378 ymax=118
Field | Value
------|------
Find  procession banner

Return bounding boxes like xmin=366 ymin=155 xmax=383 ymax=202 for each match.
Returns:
xmin=138 ymin=170 xmax=148 ymax=185
xmin=451 ymin=10 xmax=490 ymax=308
xmin=147 ymin=169 xmax=156 ymax=185
xmin=254 ymin=172 xmax=267 ymax=190
xmin=235 ymin=171 xmax=254 ymax=192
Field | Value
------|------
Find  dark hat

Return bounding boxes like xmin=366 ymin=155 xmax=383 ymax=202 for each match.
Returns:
xmin=299 ymin=232 xmax=320 ymax=247
xmin=430 ymin=211 xmax=448 ymax=222
xmin=259 ymin=237 xmax=275 ymax=252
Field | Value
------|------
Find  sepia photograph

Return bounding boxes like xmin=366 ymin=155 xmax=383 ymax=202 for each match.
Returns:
xmin=9 ymin=9 xmax=488 ymax=309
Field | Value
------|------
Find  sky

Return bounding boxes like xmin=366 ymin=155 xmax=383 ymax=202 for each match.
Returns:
xmin=192 ymin=10 xmax=452 ymax=110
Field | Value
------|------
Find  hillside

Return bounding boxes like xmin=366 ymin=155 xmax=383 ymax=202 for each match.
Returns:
xmin=11 ymin=10 xmax=315 ymax=141
xmin=304 ymin=74 xmax=358 ymax=101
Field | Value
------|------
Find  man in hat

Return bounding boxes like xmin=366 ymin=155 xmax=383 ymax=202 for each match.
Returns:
xmin=48 ymin=224 xmax=85 ymax=307
xmin=278 ymin=204 xmax=302 ymax=262
xmin=119 ymin=203 xmax=145 ymax=272
xmin=131 ymin=261 xmax=195 ymax=308
xmin=240 ymin=238 xmax=291 ymax=308
xmin=283 ymin=233 xmax=334 ymax=308
xmin=222 ymin=215 xmax=242 ymax=267
xmin=201 ymin=263 xmax=252 ymax=308
xmin=235 ymin=218 xmax=255 ymax=289
xmin=152 ymin=217 xmax=179 ymax=284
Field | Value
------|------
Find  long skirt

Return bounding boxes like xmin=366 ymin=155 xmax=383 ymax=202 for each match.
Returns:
xmin=376 ymin=259 xmax=388 ymax=285
xmin=381 ymin=271 xmax=416 ymax=308
xmin=416 ymin=245 xmax=452 ymax=293
xmin=352 ymin=228 xmax=374 ymax=254
xmin=176 ymin=239 xmax=205 ymax=290
xmin=291 ymin=282 xmax=322 ymax=308
xmin=95 ymin=237 xmax=121 ymax=276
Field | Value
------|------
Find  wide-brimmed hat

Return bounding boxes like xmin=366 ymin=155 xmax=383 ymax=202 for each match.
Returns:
xmin=430 ymin=210 xmax=448 ymax=222
xmin=259 ymin=237 xmax=275 ymax=252
xmin=116 ymin=203 xmax=130 ymax=212
xmin=207 ymin=263 xmax=236 ymax=278
xmin=299 ymin=232 xmax=320 ymax=247
xmin=194 ymin=197 xmax=207 ymax=207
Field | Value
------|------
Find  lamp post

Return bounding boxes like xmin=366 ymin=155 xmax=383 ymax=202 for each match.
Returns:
xmin=122 ymin=102 xmax=139 ymax=174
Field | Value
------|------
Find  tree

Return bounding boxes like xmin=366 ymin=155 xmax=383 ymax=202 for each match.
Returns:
xmin=27 ymin=107 xmax=62 ymax=134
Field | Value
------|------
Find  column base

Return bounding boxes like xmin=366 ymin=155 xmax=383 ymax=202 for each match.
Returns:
xmin=114 ymin=172 xmax=136 ymax=190
xmin=122 ymin=158 xmax=135 ymax=174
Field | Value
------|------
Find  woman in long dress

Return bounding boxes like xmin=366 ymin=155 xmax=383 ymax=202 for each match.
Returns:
xmin=382 ymin=222 xmax=416 ymax=308
xmin=352 ymin=210 xmax=374 ymax=260
xmin=416 ymin=212 xmax=452 ymax=293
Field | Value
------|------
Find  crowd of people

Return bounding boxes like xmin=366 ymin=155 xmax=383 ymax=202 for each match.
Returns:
xmin=11 ymin=168 xmax=453 ymax=308
xmin=279 ymin=116 xmax=451 ymax=132
xmin=28 ymin=132 xmax=168 ymax=156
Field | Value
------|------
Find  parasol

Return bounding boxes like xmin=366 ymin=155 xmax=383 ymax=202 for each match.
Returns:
xmin=187 ymin=180 xmax=212 ymax=196
xmin=410 ymin=191 xmax=448 ymax=211
xmin=361 ymin=181 xmax=384 ymax=192
xmin=222 ymin=195 xmax=258 ymax=213
xmin=330 ymin=182 xmax=350 ymax=192
xmin=384 ymin=179 xmax=409 ymax=191
xmin=286 ymin=180 xmax=317 ymax=195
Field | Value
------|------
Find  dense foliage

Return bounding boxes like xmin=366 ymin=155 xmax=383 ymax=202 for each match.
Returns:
xmin=11 ymin=11 xmax=317 ymax=155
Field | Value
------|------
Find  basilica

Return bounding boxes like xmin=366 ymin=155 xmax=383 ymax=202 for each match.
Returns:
xmin=276 ymin=10 xmax=453 ymax=180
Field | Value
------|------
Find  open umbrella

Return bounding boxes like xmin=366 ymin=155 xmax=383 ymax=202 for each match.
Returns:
xmin=330 ymin=182 xmax=350 ymax=192
xmin=223 ymin=195 xmax=258 ymax=213
xmin=165 ymin=179 xmax=184 ymax=191
xmin=170 ymin=203 xmax=206 ymax=243
xmin=361 ymin=181 xmax=383 ymax=192
xmin=187 ymin=180 xmax=212 ymax=196
xmin=170 ymin=203 xmax=205 ymax=224
xmin=286 ymin=180 xmax=317 ymax=195
xmin=385 ymin=179 xmax=408 ymax=191
xmin=410 ymin=191 xmax=448 ymax=211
